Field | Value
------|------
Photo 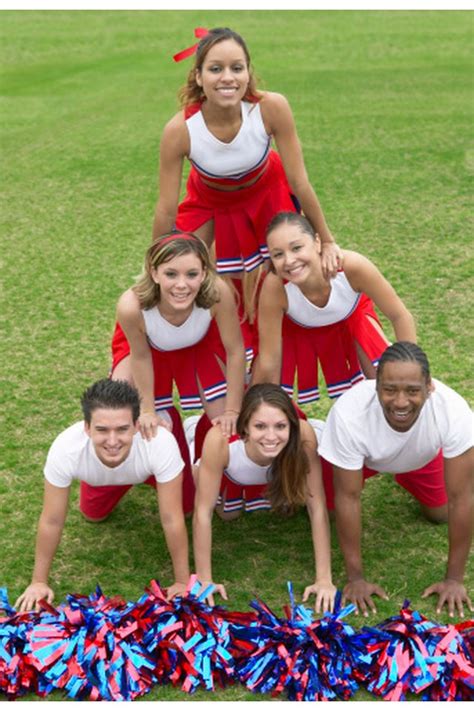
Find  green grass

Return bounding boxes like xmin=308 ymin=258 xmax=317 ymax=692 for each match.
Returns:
xmin=1 ymin=9 xmax=473 ymax=702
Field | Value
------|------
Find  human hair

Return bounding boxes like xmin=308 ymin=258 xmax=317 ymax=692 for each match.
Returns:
xmin=178 ymin=27 xmax=260 ymax=107
xmin=81 ymin=379 xmax=140 ymax=424
xmin=133 ymin=231 xmax=220 ymax=310
xmin=237 ymin=383 xmax=309 ymax=513
xmin=377 ymin=341 xmax=431 ymax=383
xmin=265 ymin=212 xmax=316 ymax=274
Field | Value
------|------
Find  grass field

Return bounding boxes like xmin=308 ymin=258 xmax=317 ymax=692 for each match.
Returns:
xmin=1 ymin=9 xmax=473 ymax=702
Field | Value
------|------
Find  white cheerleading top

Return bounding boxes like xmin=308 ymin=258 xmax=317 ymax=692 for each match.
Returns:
xmin=224 ymin=438 xmax=271 ymax=486
xmin=285 ymin=271 xmax=361 ymax=328
xmin=142 ymin=304 xmax=211 ymax=351
xmin=186 ymin=101 xmax=271 ymax=181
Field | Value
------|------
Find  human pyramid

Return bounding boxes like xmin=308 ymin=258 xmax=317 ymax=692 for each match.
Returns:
xmin=4 ymin=26 xmax=473 ymax=701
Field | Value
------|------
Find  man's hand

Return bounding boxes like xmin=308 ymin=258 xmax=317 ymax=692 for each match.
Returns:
xmin=422 ymin=578 xmax=473 ymax=618
xmin=342 ymin=578 xmax=389 ymax=616
xmin=302 ymin=580 xmax=337 ymax=614
xmin=14 ymin=582 xmax=54 ymax=613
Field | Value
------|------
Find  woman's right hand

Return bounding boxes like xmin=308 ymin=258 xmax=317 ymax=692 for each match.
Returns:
xmin=14 ymin=582 xmax=54 ymax=613
xmin=139 ymin=411 xmax=172 ymax=440
xmin=198 ymin=579 xmax=228 ymax=607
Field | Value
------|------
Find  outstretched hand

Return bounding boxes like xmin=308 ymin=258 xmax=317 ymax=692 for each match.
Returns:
xmin=302 ymin=580 xmax=337 ymax=614
xmin=342 ymin=578 xmax=389 ymax=616
xmin=422 ymin=578 xmax=473 ymax=618
xmin=14 ymin=582 xmax=54 ymax=613
xmin=198 ymin=580 xmax=228 ymax=607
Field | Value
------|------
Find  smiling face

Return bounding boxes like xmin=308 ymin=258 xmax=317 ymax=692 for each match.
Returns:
xmin=243 ymin=402 xmax=291 ymax=465
xmin=151 ymin=252 xmax=206 ymax=311
xmin=267 ymin=222 xmax=320 ymax=284
xmin=195 ymin=39 xmax=250 ymax=108
xmin=85 ymin=407 xmax=138 ymax=468
xmin=376 ymin=360 xmax=433 ymax=432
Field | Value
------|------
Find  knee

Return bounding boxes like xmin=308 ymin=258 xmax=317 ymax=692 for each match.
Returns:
xmin=420 ymin=504 xmax=448 ymax=524
xmin=80 ymin=510 xmax=110 ymax=523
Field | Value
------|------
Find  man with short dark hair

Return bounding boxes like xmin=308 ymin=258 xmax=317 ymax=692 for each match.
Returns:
xmin=318 ymin=342 xmax=473 ymax=617
xmin=15 ymin=379 xmax=189 ymax=611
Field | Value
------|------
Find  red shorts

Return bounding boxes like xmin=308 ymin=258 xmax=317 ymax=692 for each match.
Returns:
xmin=176 ymin=150 xmax=297 ymax=274
xmin=281 ymin=294 xmax=388 ymax=403
xmin=320 ymin=449 xmax=447 ymax=510
xmin=80 ymin=402 xmax=195 ymax=518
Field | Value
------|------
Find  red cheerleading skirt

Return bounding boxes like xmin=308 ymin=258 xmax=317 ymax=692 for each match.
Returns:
xmin=175 ymin=150 xmax=297 ymax=274
xmin=111 ymin=320 xmax=227 ymax=411
xmin=281 ymin=294 xmax=389 ymax=404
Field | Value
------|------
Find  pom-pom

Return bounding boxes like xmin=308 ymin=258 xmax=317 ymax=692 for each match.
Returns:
xmin=234 ymin=584 xmax=358 ymax=700
xmin=351 ymin=600 xmax=474 ymax=701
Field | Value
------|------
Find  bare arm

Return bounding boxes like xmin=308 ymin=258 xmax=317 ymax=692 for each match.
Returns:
xmin=251 ymin=272 xmax=286 ymax=385
xmin=261 ymin=92 xmax=341 ymax=275
xmin=15 ymin=481 xmax=70 ymax=611
xmin=343 ymin=251 xmax=417 ymax=342
xmin=192 ymin=426 xmax=229 ymax=603
xmin=422 ymin=447 xmax=474 ymax=616
xmin=333 ymin=464 xmax=388 ymax=615
xmin=152 ymin=113 xmax=189 ymax=241
xmin=156 ymin=472 xmax=190 ymax=599
xmin=300 ymin=420 xmax=336 ymax=613
xmin=212 ymin=279 xmax=246 ymax=436
xmin=117 ymin=290 xmax=165 ymax=439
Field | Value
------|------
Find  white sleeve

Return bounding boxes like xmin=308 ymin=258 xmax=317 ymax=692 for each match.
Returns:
xmin=317 ymin=408 xmax=365 ymax=470
xmin=441 ymin=396 xmax=473 ymax=459
xmin=149 ymin=428 xmax=185 ymax=483
xmin=44 ymin=439 xmax=73 ymax=488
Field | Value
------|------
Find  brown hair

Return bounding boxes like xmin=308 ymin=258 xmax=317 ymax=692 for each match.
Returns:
xmin=178 ymin=27 xmax=260 ymax=107
xmin=133 ymin=232 xmax=220 ymax=310
xmin=237 ymin=383 xmax=309 ymax=513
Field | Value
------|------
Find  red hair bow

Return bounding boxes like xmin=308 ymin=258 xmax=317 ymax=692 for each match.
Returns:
xmin=173 ymin=27 xmax=209 ymax=62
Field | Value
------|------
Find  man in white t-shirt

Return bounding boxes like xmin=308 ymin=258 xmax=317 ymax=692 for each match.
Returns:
xmin=15 ymin=379 xmax=189 ymax=612
xmin=318 ymin=342 xmax=473 ymax=618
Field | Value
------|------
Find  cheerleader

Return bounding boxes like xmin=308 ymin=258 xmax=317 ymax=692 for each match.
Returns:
xmin=113 ymin=232 xmax=245 ymax=441
xmin=153 ymin=26 xmax=342 ymax=322
xmin=253 ymin=212 xmax=416 ymax=403
xmin=192 ymin=383 xmax=336 ymax=613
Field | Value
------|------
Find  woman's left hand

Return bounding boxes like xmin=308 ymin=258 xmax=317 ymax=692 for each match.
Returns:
xmin=320 ymin=241 xmax=343 ymax=279
xmin=302 ymin=580 xmax=338 ymax=614
xmin=165 ymin=581 xmax=188 ymax=601
xmin=211 ymin=410 xmax=239 ymax=438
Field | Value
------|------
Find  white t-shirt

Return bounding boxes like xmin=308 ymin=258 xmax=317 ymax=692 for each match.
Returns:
xmin=44 ymin=422 xmax=184 ymax=488
xmin=318 ymin=379 xmax=473 ymax=473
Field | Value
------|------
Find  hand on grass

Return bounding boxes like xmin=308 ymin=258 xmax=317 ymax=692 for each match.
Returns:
xmin=342 ymin=578 xmax=389 ymax=616
xmin=198 ymin=580 xmax=228 ymax=607
xmin=14 ymin=582 xmax=54 ymax=613
xmin=302 ymin=580 xmax=337 ymax=614
xmin=165 ymin=581 xmax=188 ymax=601
xmin=422 ymin=578 xmax=473 ymax=618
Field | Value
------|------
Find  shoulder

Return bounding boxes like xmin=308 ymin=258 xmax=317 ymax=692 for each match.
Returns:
xmin=259 ymin=91 xmax=293 ymax=128
xmin=260 ymin=272 xmax=286 ymax=303
xmin=341 ymin=250 xmax=374 ymax=279
xmin=299 ymin=418 xmax=317 ymax=446
xmin=430 ymin=379 xmax=471 ymax=415
xmin=117 ymin=289 xmax=142 ymax=318
xmin=161 ymin=111 xmax=189 ymax=154
xmin=48 ymin=421 xmax=86 ymax=455
xmin=202 ymin=424 xmax=230 ymax=463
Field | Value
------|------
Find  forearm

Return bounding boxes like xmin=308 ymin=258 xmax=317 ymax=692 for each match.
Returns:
xmin=130 ymin=352 xmax=156 ymax=412
xmin=152 ymin=203 xmax=176 ymax=242
xmin=192 ymin=510 xmax=214 ymax=581
xmin=446 ymin=497 xmax=473 ymax=581
xmin=31 ymin=517 xmax=64 ymax=584
xmin=391 ymin=310 xmax=417 ymax=343
xmin=308 ymin=502 xmax=333 ymax=583
xmin=223 ymin=351 xmax=246 ymax=413
xmin=161 ymin=515 xmax=189 ymax=584
xmin=293 ymin=183 xmax=334 ymax=245
xmin=335 ymin=491 xmax=364 ymax=580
